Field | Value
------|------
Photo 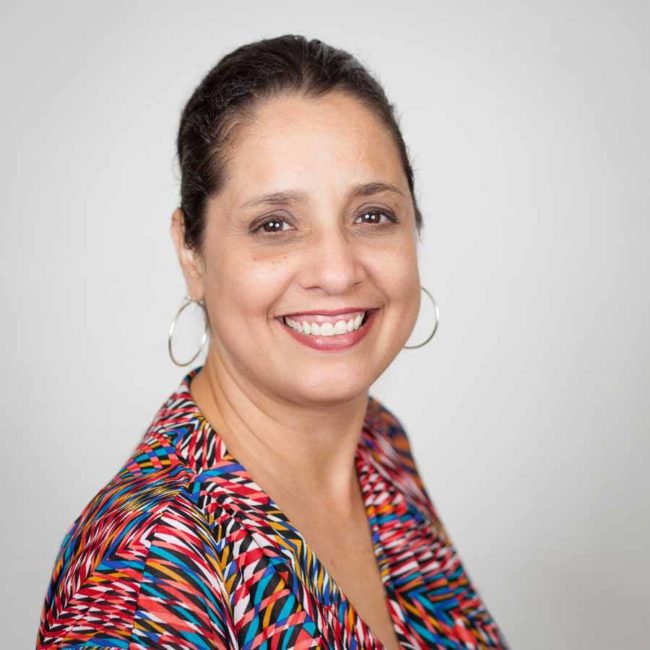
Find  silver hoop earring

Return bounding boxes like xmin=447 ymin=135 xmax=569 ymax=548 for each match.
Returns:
xmin=168 ymin=295 xmax=209 ymax=367
xmin=403 ymin=286 xmax=439 ymax=350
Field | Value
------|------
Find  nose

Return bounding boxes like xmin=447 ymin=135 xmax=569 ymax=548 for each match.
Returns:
xmin=301 ymin=225 xmax=366 ymax=294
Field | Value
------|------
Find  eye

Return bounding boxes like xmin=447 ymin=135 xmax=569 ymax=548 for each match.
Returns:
xmin=251 ymin=216 xmax=293 ymax=235
xmin=355 ymin=209 xmax=399 ymax=225
xmin=250 ymin=209 xmax=399 ymax=236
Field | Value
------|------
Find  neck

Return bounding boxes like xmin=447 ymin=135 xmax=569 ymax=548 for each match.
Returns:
xmin=189 ymin=350 xmax=370 ymax=513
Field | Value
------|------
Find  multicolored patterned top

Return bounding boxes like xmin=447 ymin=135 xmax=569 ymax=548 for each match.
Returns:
xmin=37 ymin=366 xmax=508 ymax=649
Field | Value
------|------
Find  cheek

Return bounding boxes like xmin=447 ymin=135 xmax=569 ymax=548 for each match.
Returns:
xmin=373 ymin=243 xmax=421 ymax=331
xmin=374 ymin=241 xmax=419 ymax=295
xmin=207 ymin=250 xmax=291 ymax=317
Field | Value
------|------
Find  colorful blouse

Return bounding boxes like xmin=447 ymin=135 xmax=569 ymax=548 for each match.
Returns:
xmin=37 ymin=366 xmax=508 ymax=649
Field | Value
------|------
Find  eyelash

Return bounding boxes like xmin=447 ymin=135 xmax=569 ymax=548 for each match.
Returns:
xmin=251 ymin=209 xmax=399 ymax=235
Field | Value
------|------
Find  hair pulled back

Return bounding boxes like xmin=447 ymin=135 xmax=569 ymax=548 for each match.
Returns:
xmin=177 ymin=34 xmax=423 ymax=252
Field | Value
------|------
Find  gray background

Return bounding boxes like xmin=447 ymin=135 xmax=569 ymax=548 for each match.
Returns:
xmin=1 ymin=1 xmax=648 ymax=648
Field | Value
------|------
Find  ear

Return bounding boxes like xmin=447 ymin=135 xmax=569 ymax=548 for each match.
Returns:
xmin=170 ymin=208 xmax=205 ymax=301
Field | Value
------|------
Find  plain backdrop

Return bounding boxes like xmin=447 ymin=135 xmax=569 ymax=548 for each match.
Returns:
xmin=1 ymin=1 xmax=648 ymax=648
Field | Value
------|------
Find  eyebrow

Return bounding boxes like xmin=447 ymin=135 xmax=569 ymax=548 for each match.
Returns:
xmin=239 ymin=181 xmax=405 ymax=209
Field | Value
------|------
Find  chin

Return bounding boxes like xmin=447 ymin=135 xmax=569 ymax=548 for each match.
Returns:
xmin=285 ymin=375 xmax=372 ymax=407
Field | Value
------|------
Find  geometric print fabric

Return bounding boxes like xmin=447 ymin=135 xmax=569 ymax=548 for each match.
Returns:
xmin=37 ymin=366 xmax=509 ymax=649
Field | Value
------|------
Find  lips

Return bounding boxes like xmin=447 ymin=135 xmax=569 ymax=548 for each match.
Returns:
xmin=276 ymin=308 xmax=378 ymax=351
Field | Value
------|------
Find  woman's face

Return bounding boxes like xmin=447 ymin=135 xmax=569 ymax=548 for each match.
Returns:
xmin=174 ymin=91 xmax=421 ymax=406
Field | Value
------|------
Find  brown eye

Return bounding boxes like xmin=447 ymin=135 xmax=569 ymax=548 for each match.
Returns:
xmin=252 ymin=217 xmax=292 ymax=234
xmin=355 ymin=209 xmax=398 ymax=225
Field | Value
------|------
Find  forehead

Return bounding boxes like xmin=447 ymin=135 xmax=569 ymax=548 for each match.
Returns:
xmin=222 ymin=91 xmax=406 ymax=205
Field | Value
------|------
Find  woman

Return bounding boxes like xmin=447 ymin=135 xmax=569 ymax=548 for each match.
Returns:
xmin=37 ymin=35 xmax=508 ymax=649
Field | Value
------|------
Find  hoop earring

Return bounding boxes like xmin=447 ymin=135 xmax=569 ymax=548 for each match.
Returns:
xmin=168 ymin=295 xmax=209 ymax=367
xmin=403 ymin=286 xmax=439 ymax=350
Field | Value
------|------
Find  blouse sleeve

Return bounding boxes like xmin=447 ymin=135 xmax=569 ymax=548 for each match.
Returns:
xmin=36 ymin=491 xmax=238 ymax=649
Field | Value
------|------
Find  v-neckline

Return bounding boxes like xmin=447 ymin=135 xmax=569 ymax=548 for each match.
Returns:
xmin=175 ymin=367 xmax=406 ymax=649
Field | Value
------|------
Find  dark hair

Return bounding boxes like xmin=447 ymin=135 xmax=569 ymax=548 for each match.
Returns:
xmin=176 ymin=34 xmax=423 ymax=252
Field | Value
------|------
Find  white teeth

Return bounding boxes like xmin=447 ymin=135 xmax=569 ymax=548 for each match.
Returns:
xmin=333 ymin=320 xmax=347 ymax=335
xmin=284 ymin=312 xmax=367 ymax=336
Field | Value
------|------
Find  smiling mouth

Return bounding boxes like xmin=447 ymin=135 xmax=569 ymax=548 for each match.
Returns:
xmin=277 ymin=309 xmax=374 ymax=337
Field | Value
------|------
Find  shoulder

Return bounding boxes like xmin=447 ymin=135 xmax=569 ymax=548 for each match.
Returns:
xmin=364 ymin=393 xmax=421 ymax=476
xmin=365 ymin=394 xmax=442 ymax=526
xmin=37 ymin=421 xmax=234 ymax=647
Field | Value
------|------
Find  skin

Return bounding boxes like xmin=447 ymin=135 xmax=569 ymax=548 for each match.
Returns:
xmin=170 ymin=89 xmax=421 ymax=518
